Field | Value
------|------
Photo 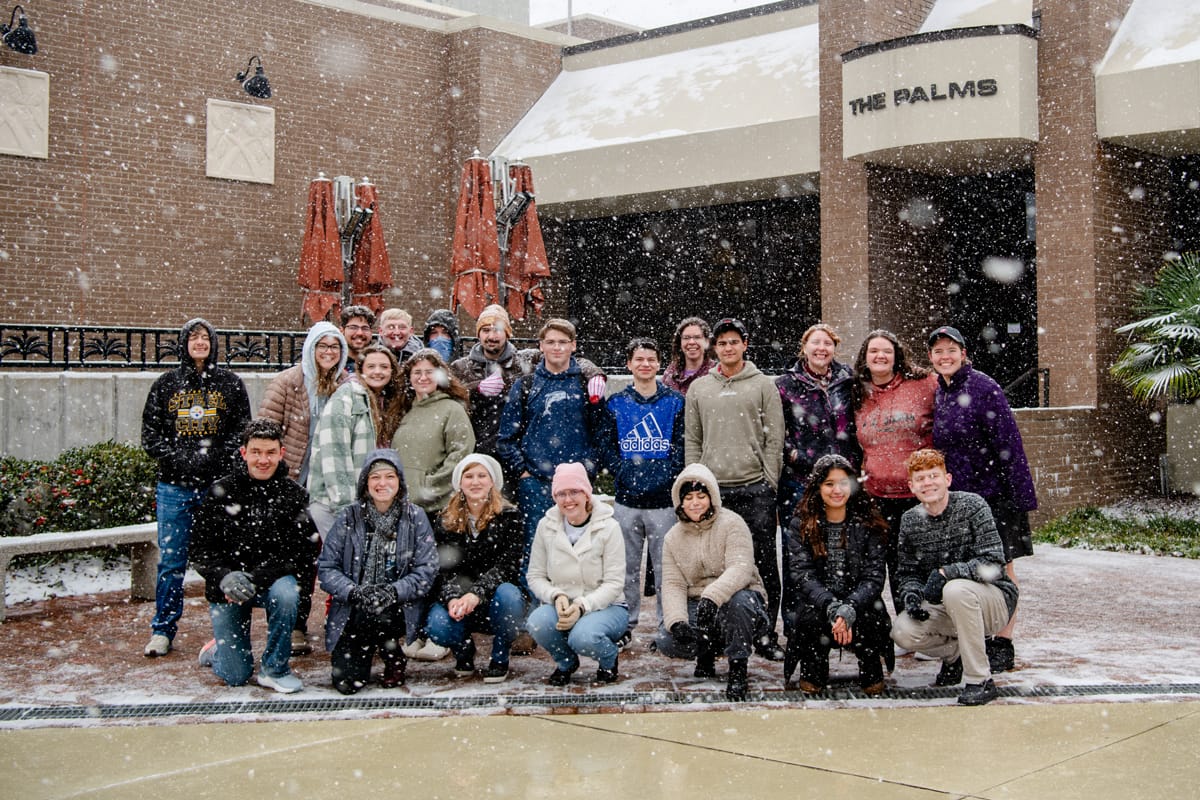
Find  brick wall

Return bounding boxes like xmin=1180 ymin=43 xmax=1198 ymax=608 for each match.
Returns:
xmin=0 ymin=1 xmax=560 ymax=333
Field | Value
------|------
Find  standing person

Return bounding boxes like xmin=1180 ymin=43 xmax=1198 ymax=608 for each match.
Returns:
xmin=192 ymin=420 xmax=318 ymax=693
xmin=449 ymin=304 xmax=532 ymax=468
xmin=496 ymin=318 xmax=607 ymax=575
xmin=141 ymin=318 xmax=251 ymax=657
xmin=784 ymin=454 xmax=890 ymax=696
xmin=318 ymin=449 xmax=438 ymax=694
xmin=391 ymin=348 xmax=475 ymax=514
xmin=927 ymin=325 xmax=1035 ymax=673
xmin=656 ymin=464 xmax=769 ymax=702
xmin=308 ymin=344 xmax=404 ymax=536
xmin=891 ymin=449 xmax=1017 ymax=706
xmin=378 ymin=308 xmax=423 ymax=363
xmin=424 ymin=454 xmax=525 ymax=683
xmin=596 ymin=337 xmax=685 ymax=645
xmin=662 ymin=316 xmax=716 ymax=396
xmin=684 ymin=317 xmax=785 ymax=661
xmin=422 ymin=308 xmax=459 ymax=364
xmin=775 ymin=323 xmax=860 ymax=522
xmin=339 ymin=305 xmax=377 ymax=372
xmin=525 ymin=463 xmax=627 ymax=686
xmin=259 ymin=321 xmax=349 ymax=654
xmin=852 ymin=329 xmax=936 ymax=606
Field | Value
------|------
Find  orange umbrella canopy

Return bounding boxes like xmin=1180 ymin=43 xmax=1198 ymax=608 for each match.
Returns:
xmin=297 ymin=177 xmax=343 ymax=324
xmin=450 ymin=157 xmax=501 ymax=319
xmin=504 ymin=163 xmax=550 ymax=321
xmin=350 ymin=182 xmax=392 ymax=314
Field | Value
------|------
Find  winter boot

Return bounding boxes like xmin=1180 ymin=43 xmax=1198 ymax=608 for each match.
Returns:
xmin=726 ymin=658 xmax=749 ymax=702
xmin=986 ymin=636 xmax=1015 ymax=673
xmin=379 ymin=652 xmax=407 ymax=688
xmin=694 ymin=638 xmax=718 ymax=679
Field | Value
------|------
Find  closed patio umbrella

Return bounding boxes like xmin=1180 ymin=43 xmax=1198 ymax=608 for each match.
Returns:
xmin=503 ymin=163 xmax=550 ymax=321
xmin=450 ymin=156 xmax=501 ymax=319
xmin=297 ymin=176 xmax=343 ymax=324
xmin=350 ymin=181 xmax=392 ymax=314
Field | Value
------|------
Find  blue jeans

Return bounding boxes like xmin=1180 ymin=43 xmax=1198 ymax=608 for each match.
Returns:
xmin=207 ymin=575 xmax=299 ymax=686
xmin=527 ymin=602 xmax=627 ymax=671
xmin=517 ymin=476 xmax=554 ymax=594
xmin=150 ymin=481 xmax=207 ymax=640
xmin=614 ymin=503 xmax=673 ymax=629
xmin=425 ymin=582 xmax=525 ymax=666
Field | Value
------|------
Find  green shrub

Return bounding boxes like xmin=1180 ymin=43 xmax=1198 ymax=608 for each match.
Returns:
xmin=0 ymin=442 xmax=156 ymax=536
xmin=1034 ymin=506 xmax=1200 ymax=559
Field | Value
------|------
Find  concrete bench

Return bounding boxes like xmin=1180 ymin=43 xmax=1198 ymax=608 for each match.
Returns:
xmin=0 ymin=522 xmax=158 ymax=622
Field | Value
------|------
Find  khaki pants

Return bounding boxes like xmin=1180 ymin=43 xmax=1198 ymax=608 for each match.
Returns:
xmin=891 ymin=579 xmax=1011 ymax=684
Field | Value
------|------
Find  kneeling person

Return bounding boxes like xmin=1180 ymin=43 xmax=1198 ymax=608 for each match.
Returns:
xmin=656 ymin=464 xmax=769 ymax=702
xmin=192 ymin=419 xmax=319 ymax=694
xmin=891 ymin=449 xmax=1018 ymax=706
xmin=319 ymin=449 xmax=438 ymax=694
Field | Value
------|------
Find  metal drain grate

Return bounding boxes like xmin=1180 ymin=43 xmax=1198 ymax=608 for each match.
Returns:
xmin=2 ymin=683 xmax=1198 ymax=724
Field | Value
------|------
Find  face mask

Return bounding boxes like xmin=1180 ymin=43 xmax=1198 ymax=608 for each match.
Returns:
xmin=428 ymin=336 xmax=453 ymax=362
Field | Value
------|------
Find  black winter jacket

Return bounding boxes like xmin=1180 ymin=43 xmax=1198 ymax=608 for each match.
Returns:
xmin=432 ymin=506 xmax=523 ymax=606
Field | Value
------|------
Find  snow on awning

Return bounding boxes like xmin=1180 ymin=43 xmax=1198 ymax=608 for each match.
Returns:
xmin=1096 ymin=0 xmax=1200 ymax=155
xmin=493 ymin=22 xmax=819 ymax=217
xmin=917 ymin=0 xmax=1033 ymax=33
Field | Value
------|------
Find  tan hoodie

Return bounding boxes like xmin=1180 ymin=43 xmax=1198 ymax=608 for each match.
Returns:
xmin=660 ymin=463 xmax=766 ymax=630
xmin=683 ymin=360 xmax=784 ymax=488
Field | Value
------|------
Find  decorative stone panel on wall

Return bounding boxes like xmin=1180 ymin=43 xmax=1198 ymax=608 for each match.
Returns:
xmin=205 ymin=99 xmax=275 ymax=184
xmin=0 ymin=66 xmax=49 ymax=159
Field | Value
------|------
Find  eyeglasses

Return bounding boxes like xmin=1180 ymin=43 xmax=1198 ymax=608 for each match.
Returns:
xmin=553 ymin=489 xmax=585 ymax=500
xmin=681 ymin=335 xmax=706 ymax=342
xmin=315 ymin=342 xmax=342 ymax=352
xmin=541 ymin=338 xmax=573 ymax=349
xmin=343 ymin=324 xmax=372 ymax=333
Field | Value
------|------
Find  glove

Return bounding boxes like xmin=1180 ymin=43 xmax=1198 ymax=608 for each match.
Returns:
xmin=219 ymin=571 xmax=256 ymax=603
xmin=924 ymin=570 xmax=948 ymax=604
xmin=477 ymin=371 xmax=505 ymax=397
xmin=587 ymin=375 xmax=607 ymax=404
xmin=358 ymin=583 xmax=399 ymax=617
xmin=903 ymin=591 xmax=930 ymax=622
xmin=553 ymin=593 xmax=572 ymax=616
xmin=670 ymin=621 xmax=697 ymax=646
xmin=556 ymin=599 xmax=583 ymax=631
xmin=827 ymin=601 xmax=857 ymax=629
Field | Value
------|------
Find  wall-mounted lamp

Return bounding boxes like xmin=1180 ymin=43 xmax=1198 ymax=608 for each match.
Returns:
xmin=235 ymin=55 xmax=271 ymax=99
xmin=2 ymin=5 xmax=36 ymax=55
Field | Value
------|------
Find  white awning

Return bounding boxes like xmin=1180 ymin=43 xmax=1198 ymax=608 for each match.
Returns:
xmin=1096 ymin=0 xmax=1200 ymax=155
xmin=493 ymin=21 xmax=819 ymax=216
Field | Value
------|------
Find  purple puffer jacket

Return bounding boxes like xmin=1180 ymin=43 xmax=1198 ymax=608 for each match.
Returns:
xmin=932 ymin=364 xmax=1037 ymax=512
xmin=775 ymin=358 xmax=861 ymax=485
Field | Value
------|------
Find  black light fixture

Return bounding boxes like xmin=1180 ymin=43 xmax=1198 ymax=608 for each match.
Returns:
xmin=1 ymin=5 xmax=36 ymax=55
xmin=235 ymin=55 xmax=271 ymax=99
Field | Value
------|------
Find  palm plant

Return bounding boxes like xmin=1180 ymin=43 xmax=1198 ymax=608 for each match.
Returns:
xmin=1110 ymin=251 xmax=1200 ymax=403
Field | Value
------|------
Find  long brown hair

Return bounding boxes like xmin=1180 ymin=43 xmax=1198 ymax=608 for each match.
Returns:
xmin=440 ymin=478 xmax=513 ymax=535
xmin=357 ymin=344 xmax=405 ymax=444
xmin=795 ymin=454 xmax=888 ymax=557
xmin=396 ymin=348 xmax=470 ymax=419
xmin=850 ymin=329 xmax=929 ymax=411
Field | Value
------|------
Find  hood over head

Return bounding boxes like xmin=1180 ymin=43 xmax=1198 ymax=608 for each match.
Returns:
xmin=179 ymin=318 xmax=218 ymax=371
xmin=670 ymin=462 xmax=723 ymax=511
xmin=302 ymin=321 xmax=348 ymax=384
xmin=423 ymin=309 xmax=459 ymax=343
xmin=356 ymin=448 xmax=408 ymax=505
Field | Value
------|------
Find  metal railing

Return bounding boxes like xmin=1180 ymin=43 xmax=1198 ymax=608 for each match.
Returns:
xmin=1003 ymin=366 xmax=1050 ymax=408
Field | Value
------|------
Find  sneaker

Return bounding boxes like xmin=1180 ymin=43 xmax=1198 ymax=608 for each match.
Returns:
xmin=454 ymin=640 xmax=476 ymax=677
xmin=934 ymin=657 xmax=963 ymax=687
xmin=198 ymin=638 xmax=217 ymax=668
xmin=291 ymin=630 xmax=313 ymax=656
xmin=593 ymin=664 xmax=619 ymax=685
xmin=615 ymin=629 xmax=633 ymax=652
xmin=256 ymin=671 xmax=303 ymax=694
xmin=144 ymin=634 xmax=171 ymax=658
xmin=548 ymin=667 xmax=575 ymax=686
xmin=986 ymin=636 xmax=1015 ymax=673
xmin=482 ymin=661 xmax=509 ymax=684
xmin=957 ymin=679 xmax=999 ymax=706
xmin=415 ymin=640 xmax=451 ymax=661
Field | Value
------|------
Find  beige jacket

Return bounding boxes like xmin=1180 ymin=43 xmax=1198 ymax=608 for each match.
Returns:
xmin=526 ymin=497 xmax=626 ymax=614
xmin=660 ymin=463 xmax=765 ymax=630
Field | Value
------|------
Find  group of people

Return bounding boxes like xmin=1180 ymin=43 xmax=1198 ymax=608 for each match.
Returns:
xmin=139 ymin=305 xmax=1035 ymax=706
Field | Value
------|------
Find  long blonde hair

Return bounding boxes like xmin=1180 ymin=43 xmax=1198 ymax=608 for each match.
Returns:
xmin=440 ymin=482 xmax=513 ymax=535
